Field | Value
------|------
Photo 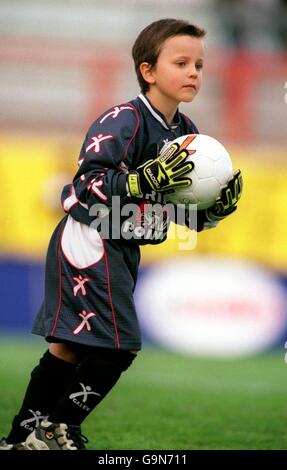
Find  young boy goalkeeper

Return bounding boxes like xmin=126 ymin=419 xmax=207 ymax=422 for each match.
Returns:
xmin=0 ymin=18 xmax=242 ymax=450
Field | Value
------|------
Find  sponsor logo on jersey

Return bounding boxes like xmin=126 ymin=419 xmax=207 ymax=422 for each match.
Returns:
xmin=73 ymin=275 xmax=90 ymax=297
xmin=87 ymin=177 xmax=107 ymax=201
xmin=73 ymin=310 xmax=96 ymax=335
xmin=99 ymin=105 xmax=134 ymax=123
xmin=86 ymin=134 xmax=113 ymax=153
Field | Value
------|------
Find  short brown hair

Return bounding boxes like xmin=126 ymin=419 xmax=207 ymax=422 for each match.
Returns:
xmin=132 ymin=18 xmax=206 ymax=93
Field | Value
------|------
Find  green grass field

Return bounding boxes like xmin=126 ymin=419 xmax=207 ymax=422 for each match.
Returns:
xmin=0 ymin=337 xmax=286 ymax=450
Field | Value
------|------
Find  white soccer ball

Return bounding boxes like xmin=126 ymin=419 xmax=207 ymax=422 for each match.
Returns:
xmin=163 ymin=134 xmax=233 ymax=210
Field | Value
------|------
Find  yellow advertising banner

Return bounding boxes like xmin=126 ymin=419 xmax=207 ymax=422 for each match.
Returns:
xmin=0 ymin=136 xmax=286 ymax=272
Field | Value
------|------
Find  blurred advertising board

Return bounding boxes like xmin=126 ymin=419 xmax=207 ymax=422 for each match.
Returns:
xmin=136 ymin=257 xmax=287 ymax=357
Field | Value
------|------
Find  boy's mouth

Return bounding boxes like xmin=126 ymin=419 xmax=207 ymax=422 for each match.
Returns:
xmin=183 ymin=84 xmax=197 ymax=91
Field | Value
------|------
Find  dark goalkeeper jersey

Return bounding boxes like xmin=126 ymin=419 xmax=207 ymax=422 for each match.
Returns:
xmin=61 ymin=93 xmax=199 ymax=245
xmin=33 ymin=95 xmax=199 ymax=349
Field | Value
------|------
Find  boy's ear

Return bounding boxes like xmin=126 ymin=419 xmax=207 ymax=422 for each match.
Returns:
xmin=139 ymin=62 xmax=156 ymax=86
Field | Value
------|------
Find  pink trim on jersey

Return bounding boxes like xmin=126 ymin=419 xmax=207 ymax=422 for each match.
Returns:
xmin=50 ymin=228 xmax=64 ymax=337
xmin=104 ymin=246 xmax=120 ymax=349
xmin=122 ymin=103 xmax=140 ymax=161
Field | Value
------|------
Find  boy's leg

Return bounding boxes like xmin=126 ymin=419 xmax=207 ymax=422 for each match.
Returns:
xmin=4 ymin=345 xmax=77 ymax=445
xmin=25 ymin=347 xmax=137 ymax=450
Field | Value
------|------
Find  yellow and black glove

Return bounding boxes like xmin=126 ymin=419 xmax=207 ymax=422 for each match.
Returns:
xmin=185 ymin=170 xmax=243 ymax=232
xmin=205 ymin=169 xmax=243 ymax=222
xmin=127 ymin=143 xmax=194 ymax=197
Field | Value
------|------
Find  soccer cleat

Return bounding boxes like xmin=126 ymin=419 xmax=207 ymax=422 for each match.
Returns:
xmin=0 ymin=437 xmax=26 ymax=450
xmin=25 ymin=419 xmax=88 ymax=450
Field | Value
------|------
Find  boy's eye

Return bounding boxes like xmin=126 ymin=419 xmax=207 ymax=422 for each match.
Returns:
xmin=196 ymin=63 xmax=203 ymax=70
xmin=177 ymin=61 xmax=186 ymax=67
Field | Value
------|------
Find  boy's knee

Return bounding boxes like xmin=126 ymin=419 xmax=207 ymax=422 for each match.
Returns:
xmin=49 ymin=342 xmax=79 ymax=364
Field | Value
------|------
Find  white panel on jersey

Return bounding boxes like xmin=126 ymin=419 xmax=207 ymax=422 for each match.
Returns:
xmin=63 ymin=192 xmax=78 ymax=212
xmin=61 ymin=215 xmax=104 ymax=269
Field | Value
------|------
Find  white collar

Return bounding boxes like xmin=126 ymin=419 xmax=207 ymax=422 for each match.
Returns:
xmin=138 ymin=93 xmax=170 ymax=130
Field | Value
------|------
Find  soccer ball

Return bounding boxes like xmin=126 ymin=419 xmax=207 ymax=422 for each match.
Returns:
xmin=163 ymin=134 xmax=233 ymax=210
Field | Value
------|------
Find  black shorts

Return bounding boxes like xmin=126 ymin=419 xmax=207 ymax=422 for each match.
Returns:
xmin=32 ymin=216 xmax=141 ymax=350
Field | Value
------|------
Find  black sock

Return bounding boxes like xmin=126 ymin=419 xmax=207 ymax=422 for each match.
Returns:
xmin=7 ymin=350 xmax=77 ymax=443
xmin=49 ymin=348 xmax=136 ymax=426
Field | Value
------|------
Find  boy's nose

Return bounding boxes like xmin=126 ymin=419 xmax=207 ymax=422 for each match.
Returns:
xmin=188 ymin=66 xmax=198 ymax=77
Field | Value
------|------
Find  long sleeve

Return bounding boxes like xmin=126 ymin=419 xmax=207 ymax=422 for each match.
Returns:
xmin=71 ymin=104 xmax=140 ymax=210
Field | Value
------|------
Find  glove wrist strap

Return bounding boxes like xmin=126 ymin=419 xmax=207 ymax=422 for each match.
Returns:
xmin=127 ymin=172 xmax=143 ymax=197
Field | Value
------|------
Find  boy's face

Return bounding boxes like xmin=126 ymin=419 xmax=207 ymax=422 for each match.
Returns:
xmin=147 ymin=35 xmax=204 ymax=105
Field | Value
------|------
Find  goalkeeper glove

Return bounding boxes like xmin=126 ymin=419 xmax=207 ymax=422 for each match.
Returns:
xmin=205 ymin=169 xmax=243 ymax=223
xmin=127 ymin=142 xmax=194 ymax=197
xmin=185 ymin=170 xmax=243 ymax=232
